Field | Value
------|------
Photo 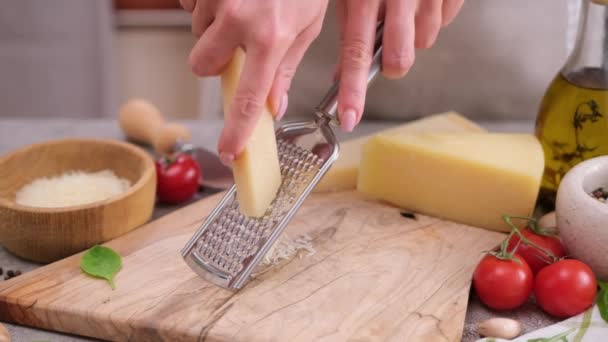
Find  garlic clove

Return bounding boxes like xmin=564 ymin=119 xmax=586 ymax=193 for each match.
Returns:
xmin=477 ymin=317 xmax=522 ymax=339
xmin=538 ymin=211 xmax=556 ymax=229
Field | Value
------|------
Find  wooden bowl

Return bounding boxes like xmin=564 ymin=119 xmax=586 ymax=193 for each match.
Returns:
xmin=0 ymin=138 xmax=156 ymax=263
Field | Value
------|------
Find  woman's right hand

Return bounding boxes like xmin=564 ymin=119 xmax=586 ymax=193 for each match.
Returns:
xmin=180 ymin=0 xmax=329 ymax=166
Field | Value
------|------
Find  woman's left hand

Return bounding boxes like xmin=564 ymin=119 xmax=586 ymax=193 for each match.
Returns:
xmin=333 ymin=0 xmax=464 ymax=132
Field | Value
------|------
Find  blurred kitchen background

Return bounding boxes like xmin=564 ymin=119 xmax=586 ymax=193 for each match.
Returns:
xmin=0 ymin=0 xmax=581 ymax=123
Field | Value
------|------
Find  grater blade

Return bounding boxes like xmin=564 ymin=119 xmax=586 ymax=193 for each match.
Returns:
xmin=181 ymin=120 xmax=339 ymax=290
xmin=182 ymin=21 xmax=384 ymax=290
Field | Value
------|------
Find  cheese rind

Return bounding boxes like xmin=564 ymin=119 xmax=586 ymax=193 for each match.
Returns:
xmin=221 ymin=49 xmax=281 ymax=217
xmin=357 ymin=133 xmax=544 ymax=232
xmin=313 ymin=112 xmax=484 ymax=192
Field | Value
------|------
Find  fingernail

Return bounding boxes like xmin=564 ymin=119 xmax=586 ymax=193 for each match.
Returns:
xmin=219 ymin=152 xmax=234 ymax=167
xmin=276 ymin=93 xmax=288 ymax=121
xmin=340 ymin=109 xmax=357 ymax=132
xmin=382 ymin=67 xmax=407 ymax=80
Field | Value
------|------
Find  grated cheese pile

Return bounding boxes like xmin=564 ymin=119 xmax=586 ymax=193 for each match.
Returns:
xmin=15 ymin=170 xmax=131 ymax=208
xmin=262 ymin=233 xmax=316 ymax=266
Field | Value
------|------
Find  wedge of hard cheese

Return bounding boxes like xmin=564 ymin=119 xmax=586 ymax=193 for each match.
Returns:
xmin=313 ymin=112 xmax=484 ymax=193
xmin=357 ymin=133 xmax=544 ymax=232
xmin=221 ymin=48 xmax=281 ymax=217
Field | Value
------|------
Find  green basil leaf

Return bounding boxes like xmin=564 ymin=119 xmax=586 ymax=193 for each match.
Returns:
xmin=598 ymin=285 xmax=608 ymax=324
xmin=80 ymin=245 xmax=122 ymax=290
xmin=527 ymin=328 xmax=575 ymax=342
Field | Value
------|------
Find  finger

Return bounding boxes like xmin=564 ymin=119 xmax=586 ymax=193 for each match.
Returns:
xmin=337 ymin=0 xmax=381 ymax=132
xmin=269 ymin=20 xmax=323 ymax=121
xmin=382 ymin=0 xmax=416 ymax=79
xmin=442 ymin=0 xmax=464 ymax=27
xmin=332 ymin=0 xmax=347 ymax=82
xmin=415 ymin=0 xmax=443 ymax=49
xmin=180 ymin=0 xmax=196 ymax=12
xmin=191 ymin=0 xmax=215 ymax=37
xmin=218 ymin=47 xmax=285 ymax=159
xmin=188 ymin=21 xmax=238 ymax=77
xmin=377 ymin=1 xmax=386 ymax=19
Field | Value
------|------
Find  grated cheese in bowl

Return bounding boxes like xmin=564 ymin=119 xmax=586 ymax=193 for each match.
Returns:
xmin=15 ymin=170 xmax=132 ymax=208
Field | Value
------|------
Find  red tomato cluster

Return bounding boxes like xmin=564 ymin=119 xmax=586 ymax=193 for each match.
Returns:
xmin=473 ymin=216 xmax=597 ymax=319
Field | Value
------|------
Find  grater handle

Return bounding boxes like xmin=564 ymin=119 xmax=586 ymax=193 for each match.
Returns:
xmin=315 ymin=20 xmax=385 ymax=126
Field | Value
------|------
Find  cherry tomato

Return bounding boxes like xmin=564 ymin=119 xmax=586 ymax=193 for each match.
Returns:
xmin=473 ymin=254 xmax=533 ymax=310
xmin=155 ymin=154 xmax=201 ymax=204
xmin=506 ymin=227 xmax=566 ymax=274
xmin=534 ymin=259 xmax=597 ymax=318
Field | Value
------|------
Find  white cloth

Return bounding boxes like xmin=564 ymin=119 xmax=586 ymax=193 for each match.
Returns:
xmin=476 ymin=305 xmax=608 ymax=342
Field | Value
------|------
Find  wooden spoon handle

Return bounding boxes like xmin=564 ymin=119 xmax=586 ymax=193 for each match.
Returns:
xmin=118 ymin=99 xmax=165 ymax=146
xmin=118 ymin=99 xmax=192 ymax=155
xmin=0 ymin=321 xmax=11 ymax=341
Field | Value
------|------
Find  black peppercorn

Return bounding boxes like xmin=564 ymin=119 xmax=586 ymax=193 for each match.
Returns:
xmin=14 ymin=270 xmax=21 ymax=277
xmin=7 ymin=270 xmax=14 ymax=278
xmin=593 ymin=189 xmax=604 ymax=198
xmin=400 ymin=211 xmax=417 ymax=220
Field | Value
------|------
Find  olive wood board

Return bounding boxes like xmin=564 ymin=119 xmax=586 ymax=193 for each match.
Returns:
xmin=0 ymin=191 xmax=504 ymax=341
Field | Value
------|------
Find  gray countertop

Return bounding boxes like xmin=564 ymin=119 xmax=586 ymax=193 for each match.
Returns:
xmin=0 ymin=118 xmax=558 ymax=342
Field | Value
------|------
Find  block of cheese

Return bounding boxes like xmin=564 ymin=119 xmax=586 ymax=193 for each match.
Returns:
xmin=313 ymin=112 xmax=484 ymax=193
xmin=221 ymin=48 xmax=281 ymax=217
xmin=357 ymin=133 xmax=545 ymax=232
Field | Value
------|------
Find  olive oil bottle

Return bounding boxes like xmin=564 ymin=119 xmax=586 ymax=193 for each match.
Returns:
xmin=535 ymin=0 xmax=608 ymax=209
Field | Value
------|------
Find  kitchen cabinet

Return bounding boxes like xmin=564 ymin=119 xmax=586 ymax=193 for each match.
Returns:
xmin=113 ymin=8 xmax=221 ymax=119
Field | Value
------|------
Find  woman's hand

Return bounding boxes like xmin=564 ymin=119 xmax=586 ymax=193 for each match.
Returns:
xmin=334 ymin=0 xmax=464 ymax=131
xmin=181 ymin=0 xmax=464 ymax=163
xmin=180 ymin=0 xmax=329 ymax=165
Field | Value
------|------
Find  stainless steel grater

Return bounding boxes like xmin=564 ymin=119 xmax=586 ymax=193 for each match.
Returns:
xmin=181 ymin=22 xmax=385 ymax=290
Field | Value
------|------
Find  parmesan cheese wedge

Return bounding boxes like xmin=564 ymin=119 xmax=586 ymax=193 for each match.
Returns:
xmin=221 ymin=49 xmax=281 ymax=217
xmin=357 ymin=132 xmax=545 ymax=232
xmin=313 ymin=112 xmax=484 ymax=192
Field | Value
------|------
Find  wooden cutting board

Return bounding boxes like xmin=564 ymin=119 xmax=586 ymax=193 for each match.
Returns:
xmin=0 ymin=191 xmax=504 ymax=342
